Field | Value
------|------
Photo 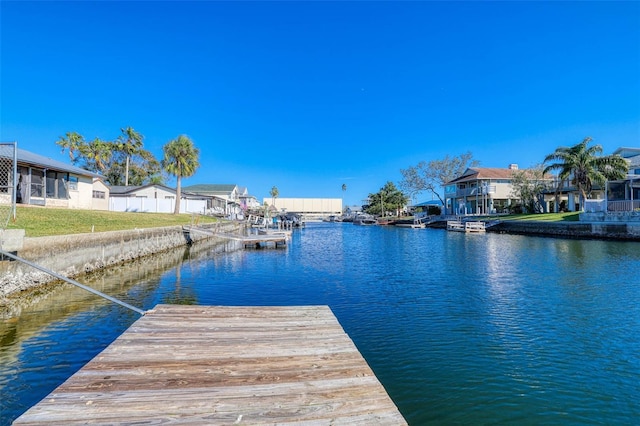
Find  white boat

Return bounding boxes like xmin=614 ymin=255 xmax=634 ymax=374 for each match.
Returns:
xmin=353 ymin=215 xmax=377 ymax=226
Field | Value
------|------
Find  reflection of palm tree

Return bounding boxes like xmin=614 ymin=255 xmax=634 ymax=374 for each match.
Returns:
xmin=162 ymin=260 xmax=198 ymax=305
xmin=544 ymin=137 xmax=628 ymax=210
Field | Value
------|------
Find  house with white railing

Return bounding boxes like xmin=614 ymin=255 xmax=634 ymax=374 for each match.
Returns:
xmin=582 ymin=147 xmax=640 ymax=221
xmin=444 ymin=164 xmax=527 ymax=215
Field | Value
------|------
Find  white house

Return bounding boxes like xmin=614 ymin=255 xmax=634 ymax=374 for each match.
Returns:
xmin=262 ymin=198 xmax=343 ymax=219
xmin=0 ymin=147 xmax=108 ymax=210
xmin=182 ymin=184 xmax=254 ymax=219
xmin=109 ymin=184 xmax=210 ymax=214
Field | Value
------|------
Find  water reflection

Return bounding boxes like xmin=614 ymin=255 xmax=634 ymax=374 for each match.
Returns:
xmin=2 ymin=225 xmax=639 ymax=425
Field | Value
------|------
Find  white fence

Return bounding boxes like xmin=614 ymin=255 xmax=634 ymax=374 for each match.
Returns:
xmin=584 ymin=199 xmax=640 ymax=213
xmin=110 ymin=197 xmax=207 ymax=214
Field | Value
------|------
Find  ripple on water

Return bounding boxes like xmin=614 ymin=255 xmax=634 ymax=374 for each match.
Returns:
xmin=1 ymin=224 xmax=639 ymax=425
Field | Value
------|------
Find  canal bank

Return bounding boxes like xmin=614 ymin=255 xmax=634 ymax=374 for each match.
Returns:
xmin=0 ymin=221 xmax=243 ymax=299
xmin=487 ymin=220 xmax=640 ymax=241
xmin=423 ymin=217 xmax=640 ymax=241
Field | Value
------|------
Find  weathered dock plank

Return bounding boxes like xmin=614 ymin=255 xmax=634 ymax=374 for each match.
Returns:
xmin=14 ymin=305 xmax=406 ymax=425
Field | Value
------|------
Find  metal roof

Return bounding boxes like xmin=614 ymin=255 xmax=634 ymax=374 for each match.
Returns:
xmin=17 ymin=148 xmax=101 ymax=177
xmin=182 ymin=184 xmax=238 ymax=194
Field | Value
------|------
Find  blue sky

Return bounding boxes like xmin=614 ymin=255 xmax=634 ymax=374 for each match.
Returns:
xmin=2 ymin=1 xmax=639 ymax=206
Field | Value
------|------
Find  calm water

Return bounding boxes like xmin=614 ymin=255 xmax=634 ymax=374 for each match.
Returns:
xmin=1 ymin=223 xmax=639 ymax=425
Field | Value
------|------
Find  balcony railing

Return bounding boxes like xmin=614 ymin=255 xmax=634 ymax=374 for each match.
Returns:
xmin=608 ymin=200 xmax=640 ymax=212
xmin=455 ymin=185 xmax=496 ymax=197
xmin=584 ymin=199 xmax=640 ymax=212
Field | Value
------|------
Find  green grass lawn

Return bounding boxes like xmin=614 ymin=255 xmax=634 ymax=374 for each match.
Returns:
xmin=5 ymin=206 xmax=222 ymax=237
xmin=486 ymin=212 xmax=580 ymax=222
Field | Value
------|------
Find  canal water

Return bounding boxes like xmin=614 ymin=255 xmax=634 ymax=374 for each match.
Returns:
xmin=1 ymin=223 xmax=639 ymax=425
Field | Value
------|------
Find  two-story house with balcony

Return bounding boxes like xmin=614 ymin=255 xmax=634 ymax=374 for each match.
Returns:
xmin=582 ymin=147 xmax=640 ymax=217
xmin=444 ymin=164 xmax=523 ymax=215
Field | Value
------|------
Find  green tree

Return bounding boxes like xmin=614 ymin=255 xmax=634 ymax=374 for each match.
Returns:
xmin=509 ymin=164 xmax=550 ymax=213
xmin=270 ymin=186 xmax=279 ymax=208
xmin=79 ymin=137 xmax=112 ymax=173
xmin=117 ymin=127 xmax=144 ymax=186
xmin=400 ymin=151 xmax=479 ymax=205
xmin=543 ymin=137 xmax=628 ymax=210
xmin=364 ymin=181 xmax=408 ymax=216
xmin=162 ymin=135 xmax=200 ymax=214
xmin=56 ymin=131 xmax=85 ymax=164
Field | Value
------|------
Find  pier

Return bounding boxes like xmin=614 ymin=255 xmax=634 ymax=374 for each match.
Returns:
xmin=14 ymin=305 xmax=406 ymax=425
xmin=183 ymin=225 xmax=289 ymax=248
xmin=447 ymin=219 xmax=486 ymax=233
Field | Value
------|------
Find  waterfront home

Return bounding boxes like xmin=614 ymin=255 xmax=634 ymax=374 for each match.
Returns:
xmin=108 ymin=183 xmax=212 ymax=214
xmin=1 ymin=147 xmax=107 ymax=210
xmin=444 ymin=164 xmax=536 ymax=215
xmin=582 ymin=147 xmax=640 ymax=221
xmin=182 ymin=184 xmax=253 ymax=219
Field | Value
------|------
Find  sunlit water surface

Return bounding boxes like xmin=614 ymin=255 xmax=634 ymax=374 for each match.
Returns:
xmin=2 ymin=223 xmax=639 ymax=425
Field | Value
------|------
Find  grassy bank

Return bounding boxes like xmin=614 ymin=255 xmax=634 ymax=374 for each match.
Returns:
xmin=5 ymin=206 xmax=221 ymax=237
xmin=491 ymin=212 xmax=580 ymax=222
xmin=488 ymin=212 xmax=580 ymax=222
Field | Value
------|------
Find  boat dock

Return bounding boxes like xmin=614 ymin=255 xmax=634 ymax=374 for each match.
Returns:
xmin=446 ymin=219 xmax=501 ymax=233
xmin=14 ymin=304 xmax=406 ymax=425
xmin=184 ymin=225 xmax=289 ymax=248
xmin=447 ymin=220 xmax=486 ymax=233
xmin=220 ymin=231 xmax=290 ymax=248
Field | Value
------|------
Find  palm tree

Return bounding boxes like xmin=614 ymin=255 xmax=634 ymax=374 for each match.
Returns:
xmin=80 ymin=137 xmax=112 ymax=173
xmin=117 ymin=127 xmax=144 ymax=186
xmin=270 ymin=186 xmax=279 ymax=208
xmin=162 ymin=135 xmax=200 ymax=214
xmin=543 ymin=137 xmax=628 ymax=210
xmin=341 ymin=183 xmax=347 ymax=192
xmin=56 ymin=132 xmax=85 ymax=163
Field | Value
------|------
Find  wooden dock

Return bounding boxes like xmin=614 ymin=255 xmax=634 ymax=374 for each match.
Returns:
xmin=14 ymin=305 xmax=406 ymax=425
xmin=446 ymin=220 xmax=486 ymax=233
xmin=228 ymin=232 xmax=289 ymax=248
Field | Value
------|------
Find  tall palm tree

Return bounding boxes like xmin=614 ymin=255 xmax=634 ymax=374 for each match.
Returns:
xmin=543 ymin=137 xmax=628 ymax=210
xmin=270 ymin=186 xmax=279 ymax=208
xmin=80 ymin=137 xmax=112 ymax=173
xmin=341 ymin=183 xmax=347 ymax=192
xmin=162 ymin=135 xmax=200 ymax=214
xmin=117 ymin=127 xmax=144 ymax=186
xmin=56 ymin=132 xmax=85 ymax=163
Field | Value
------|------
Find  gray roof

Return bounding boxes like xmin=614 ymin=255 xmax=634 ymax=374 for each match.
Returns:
xmin=17 ymin=148 xmax=100 ymax=177
xmin=613 ymin=147 xmax=640 ymax=158
xmin=182 ymin=184 xmax=238 ymax=195
xmin=109 ymin=183 xmax=212 ymax=199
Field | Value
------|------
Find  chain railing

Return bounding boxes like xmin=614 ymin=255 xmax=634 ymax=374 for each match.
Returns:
xmin=0 ymin=142 xmax=17 ymax=230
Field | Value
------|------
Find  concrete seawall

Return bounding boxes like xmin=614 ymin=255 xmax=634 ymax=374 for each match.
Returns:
xmin=0 ymin=222 xmax=243 ymax=299
xmin=489 ymin=221 xmax=640 ymax=241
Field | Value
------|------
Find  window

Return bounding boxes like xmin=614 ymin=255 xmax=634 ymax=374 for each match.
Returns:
xmin=0 ymin=157 xmax=9 ymax=194
xmin=46 ymin=171 xmax=69 ymax=199
xmin=68 ymin=176 xmax=78 ymax=191
xmin=93 ymin=191 xmax=105 ymax=199
xmin=30 ymin=169 xmax=44 ymax=198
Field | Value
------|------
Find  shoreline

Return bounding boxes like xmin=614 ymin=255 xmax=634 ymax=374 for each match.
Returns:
xmin=0 ymin=222 xmax=243 ymax=301
xmin=421 ymin=218 xmax=640 ymax=241
xmin=2 ymin=218 xmax=638 ymax=301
